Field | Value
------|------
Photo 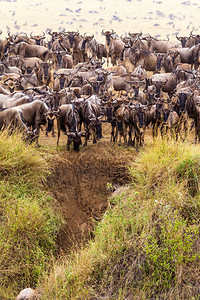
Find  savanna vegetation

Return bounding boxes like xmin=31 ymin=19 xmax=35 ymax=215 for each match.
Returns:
xmin=1 ymin=129 xmax=200 ymax=299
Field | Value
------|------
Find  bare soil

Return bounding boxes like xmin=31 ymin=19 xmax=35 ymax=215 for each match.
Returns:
xmin=41 ymin=123 xmax=134 ymax=253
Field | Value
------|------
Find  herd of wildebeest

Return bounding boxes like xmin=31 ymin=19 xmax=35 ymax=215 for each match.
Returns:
xmin=0 ymin=28 xmax=200 ymax=151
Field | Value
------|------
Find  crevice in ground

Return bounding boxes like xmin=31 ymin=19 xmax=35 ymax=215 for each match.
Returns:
xmin=47 ymin=142 xmax=133 ymax=253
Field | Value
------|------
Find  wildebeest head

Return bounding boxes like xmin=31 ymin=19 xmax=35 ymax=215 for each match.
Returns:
xmin=156 ymin=53 xmax=164 ymax=71
xmin=48 ymin=30 xmax=60 ymax=44
xmin=134 ymin=105 xmax=147 ymax=129
xmin=54 ymin=73 xmax=68 ymax=90
xmin=176 ymin=35 xmax=188 ymax=48
xmin=30 ymin=31 xmax=46 ymax=45
xmin=102 ymin=29 xmax=115 ymax=46
xmin=4 ymin=77 xmax=17 ymax=93
xmin=162 ymin=100 xmax=170 ymax=124
xmin=67 ymin=131 xmax=84 ymax=152
xmin=40 ymin=62 xmax=51 ymax=79
xmin=64 ymin=30 xmax=79 ymax=49
xmin=177 ymin=92 xmax=188 ymax=113
xmin=67 ymin=32 xmax=75 ymax=48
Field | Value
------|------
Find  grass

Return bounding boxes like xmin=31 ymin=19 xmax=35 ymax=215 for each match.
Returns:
xmin=39 ymin=138 xmax=200 ymax=299
xmin=0 ymin=130 xmax=63 ymax=299
xmin=1 ymin=128 xmax=200 ymax=299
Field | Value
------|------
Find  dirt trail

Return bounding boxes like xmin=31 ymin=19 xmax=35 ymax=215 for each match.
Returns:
xmin=47 ymin=141 xmax=133 ymax=253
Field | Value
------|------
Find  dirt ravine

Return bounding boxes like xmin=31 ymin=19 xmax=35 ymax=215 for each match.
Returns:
xmin=47 ymin=142 xmax=132 ymax=253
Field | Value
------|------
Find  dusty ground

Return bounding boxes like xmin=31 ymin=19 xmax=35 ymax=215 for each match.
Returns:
xmin=41 ymin=123 xmax=133 ymax=253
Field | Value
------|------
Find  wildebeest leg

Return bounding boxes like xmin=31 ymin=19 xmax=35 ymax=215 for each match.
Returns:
xmin=34 ymin=127 xmax=40 ymax=146
xmin=84 ymin=123 xmax=89 ymax=146
xmin=123 ymin=122 xmax=128 ymax=144
xmin=152 ymin=121 xmax=157 ymax=139
xmin=91 ymin=124 xmax=97 ymax=144
xmin=134 ymin=129 xmax=139 ymax=151
xmin=128 ymin=124 xmax=132 ymax=145
xmin=56 ymin=118 xmax=61 ymax=146
xmin=113 ymin=122 xmax=118 ymax=143
xmin=111 ymin=53 xmax=116 ymax=66
xmin=190 ymin=120 xmax=195 ymax=131
xmin=106 ymin=50 xmax=109 ymax=67
xmin=111 ymin=119 xmax=116 ymax=142
xmin=194 ymin=119 xmax=199 ymax=144
xmin=140 ymin=130 xmax=145 ymax=146
xmin=183 ymin=119 xmax=188 ymax=142
xmin=52 ymin=125 xmax=55 ymax=137
xmin=161 ymin=124 xmax=167 ymax=139
xmin=67 ymin=136 xmax=72 ymax=151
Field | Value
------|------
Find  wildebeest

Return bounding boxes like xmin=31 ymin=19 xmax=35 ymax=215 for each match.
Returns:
xmin=168 ymin=44 xmax=200 ymax=69
xmin=121 ymin=47 xmax=157 ymax=72
xmin=11 ymin=100 xmax=50 ymax=144
xmin=146 ymin=35 xmax=180 ymax=53
xmin=54 ymin=104 xmax=84 ymax=151
xmin=128 ymin=103 xmax=149 ymax=149
xmin=30 ymin=31 xmax=46 ymax=46
xmin=185 ymin=94 xmax=200 ymax=143
xmin=80 ymin=98 xmax=103 ymax=146
xmin=37 ymin=61 xmax=52 ymax=86
xmin=102 ymin=29 xmax=125 ymax=67
xmin=8 ymin=41 xmax=49 ymax=60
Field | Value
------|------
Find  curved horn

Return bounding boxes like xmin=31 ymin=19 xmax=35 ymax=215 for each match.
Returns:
xmin=190 ymin=30 xmax=195 ymax=37
xmin=41 ymin=31 xmax=46 ymax=39
xmin=67 ymin=132 xmax=76 ymax=138
xmin=176 ymin=34 xmax=181 ymax=41
xmin=101 ymin=29 xmax=106 ymax=35
xmin=48 ymin=29 xmax=53 ymax=36
xmin=0 ymin=30 xmax=2 ymax=35
xmin=30 ymin=31 xmax=34 ymax=39
xmin=111 ymin=29 xmax=116 ymax=35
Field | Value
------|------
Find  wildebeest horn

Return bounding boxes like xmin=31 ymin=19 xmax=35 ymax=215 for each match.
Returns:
xmin=111 ymin=29 xmax=116 ymax=35
xmin=48 ymin=29 xmax=53 ymax=36
xmin=30 ymin=31 xmax=34 ymax=39
xmin=53 ymin=107 xmax=61 ymax=114
xmin=101 ymin=29 xmax=106 ymax=35
xmin=78 ymin=131 xmax=85 ymax=137
xmin=176 ymin=34 xmax=181 ymax=41
xmin=53 ymin=72 xmax=59 ymax=78
xmin=41 ymin=31 xmax=46 ymax=38
xmin=190 ymin=30 xmax=195 ymax=37
xmin=67 ymin=132 xmax=76 ymax=138
xmin=0 ymin=30 xmax=2 ymax=35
